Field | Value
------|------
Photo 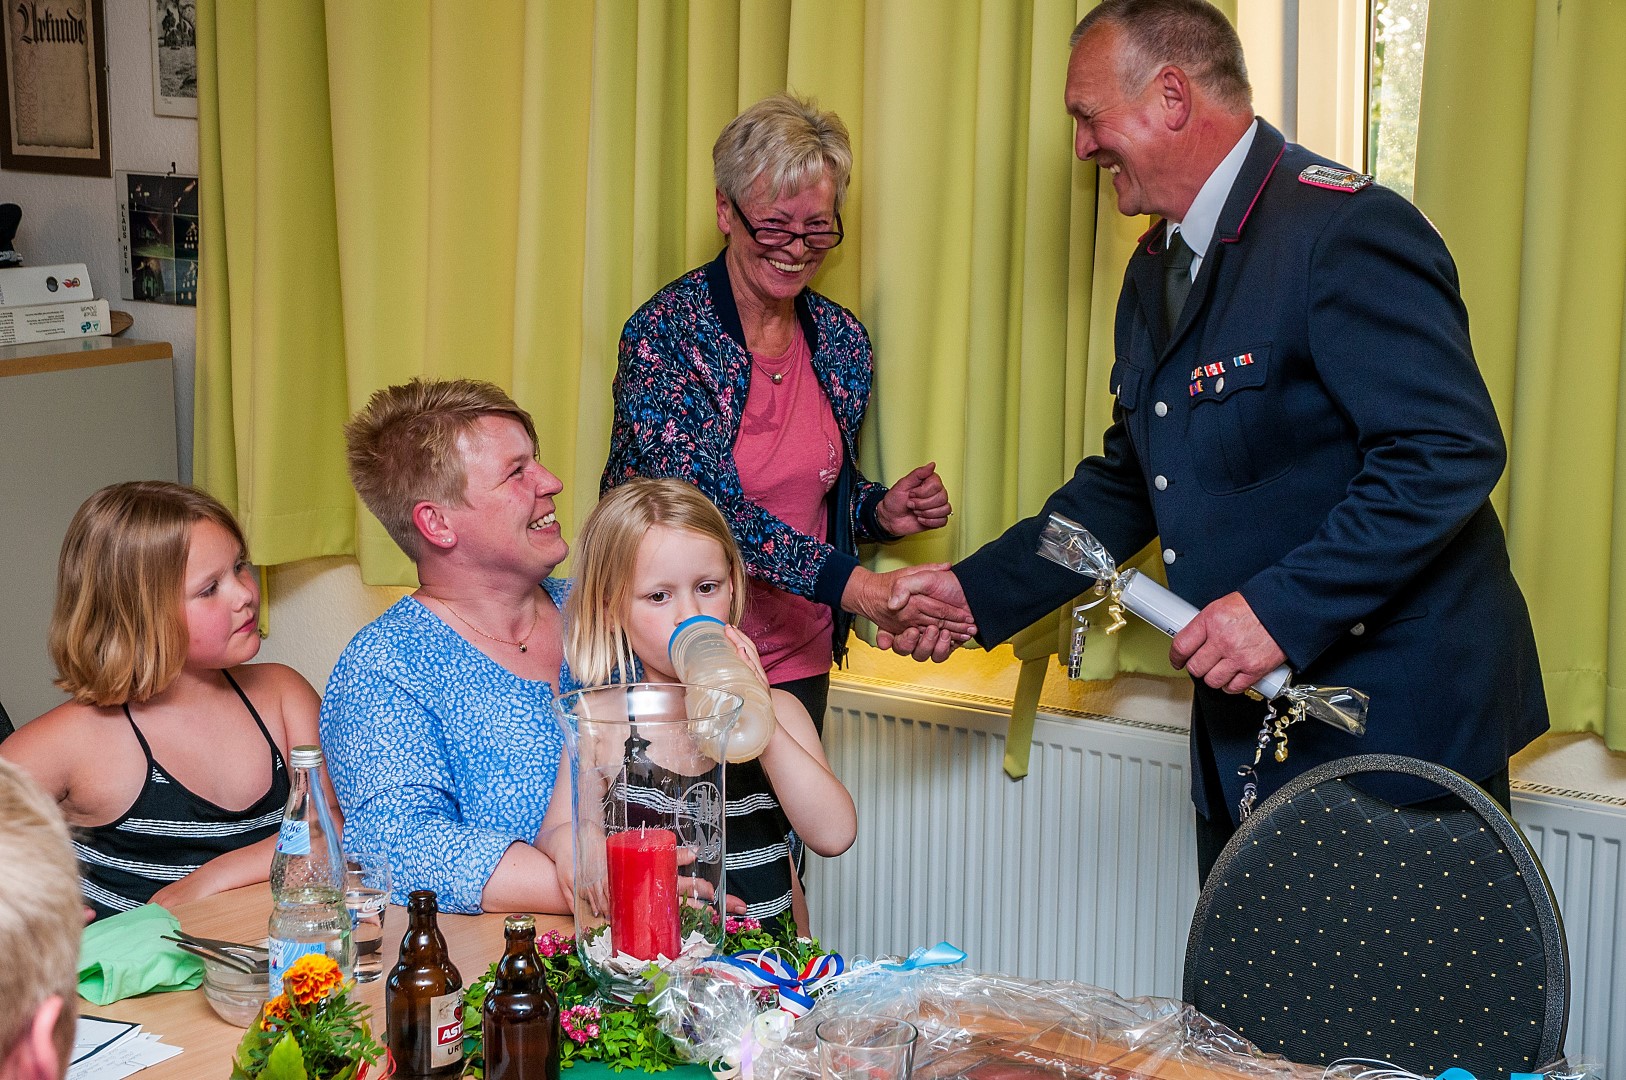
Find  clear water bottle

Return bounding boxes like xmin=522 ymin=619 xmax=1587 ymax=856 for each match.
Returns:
xmin=267 ymin=745 xmax=354 ymax=994
xmin=667 ymin=615 xmax=774 ymax=762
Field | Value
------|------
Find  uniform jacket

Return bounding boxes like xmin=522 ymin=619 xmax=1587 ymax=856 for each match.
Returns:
xmin=602 ymin=250 xmax=895 ymax=663
xmin=957 ymin=120 xmax=1547 ymax=821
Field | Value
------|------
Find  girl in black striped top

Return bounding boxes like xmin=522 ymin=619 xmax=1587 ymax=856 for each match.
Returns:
xmin=1 ymin=482 xmax=339 ymax=919
xmin=561 ymin=479 xmax=856 ymax=930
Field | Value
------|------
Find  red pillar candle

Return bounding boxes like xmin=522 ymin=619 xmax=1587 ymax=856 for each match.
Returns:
xmin=605 ymin=827 xmax=680 ymax=960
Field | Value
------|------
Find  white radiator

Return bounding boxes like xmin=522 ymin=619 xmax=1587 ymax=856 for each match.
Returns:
xmin=807 ymin=678 xmax=1626 ymax=1071
xmin=807 ymin=678 xmax=1199 ymax=1000
xmin=1512 ymin=789 xmax=1626 ymax=1070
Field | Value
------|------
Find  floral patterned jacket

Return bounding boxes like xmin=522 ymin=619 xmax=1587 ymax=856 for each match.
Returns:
xmin=602 ymin=250 xmax=893 ymax=661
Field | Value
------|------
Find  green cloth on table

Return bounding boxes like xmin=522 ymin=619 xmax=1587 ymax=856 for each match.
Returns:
xmin=77 ymin=904 xmax=204 ymax=1004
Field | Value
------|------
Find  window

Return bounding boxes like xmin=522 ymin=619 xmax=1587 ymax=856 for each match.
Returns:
xmin=1369 ymin=0 xmax=1430 ymax=200
xmin=1239 ymin=0 xmax=1431 ymax=200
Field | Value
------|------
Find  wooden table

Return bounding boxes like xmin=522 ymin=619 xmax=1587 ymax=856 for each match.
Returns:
xmin=84 ymin=885 xmax=571 ymax=1080
xmin=87 ymin=888 xmax=1294 ymax=1080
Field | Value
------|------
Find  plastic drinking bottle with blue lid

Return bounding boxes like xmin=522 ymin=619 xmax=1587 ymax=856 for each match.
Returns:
xmin=667 ymin=615 xmax=775 ymax=762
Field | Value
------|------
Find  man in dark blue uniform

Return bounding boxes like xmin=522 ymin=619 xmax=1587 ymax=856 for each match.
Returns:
xmin=885 ymin=0 xmax=1547 ymax=880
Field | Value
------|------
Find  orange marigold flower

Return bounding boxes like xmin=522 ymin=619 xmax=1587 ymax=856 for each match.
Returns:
xmin=283 ymin=954 xmax=343 ymax=1005
xmin=259 ymin=993 xmax=292 ymax=1031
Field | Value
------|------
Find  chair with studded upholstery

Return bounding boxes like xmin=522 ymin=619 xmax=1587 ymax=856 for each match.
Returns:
xmin=1183 ymin=753 xmax=1568 ymax=1078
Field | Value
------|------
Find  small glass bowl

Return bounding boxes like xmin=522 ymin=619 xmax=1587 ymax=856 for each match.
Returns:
xmin=201 ymin=956 xmax=266 ymax=1027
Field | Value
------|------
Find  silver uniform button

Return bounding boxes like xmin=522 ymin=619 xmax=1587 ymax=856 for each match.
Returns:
xmin=1351 ymin=623 xmax=1366 ymax=636
xmin=1155 ymin=475 xmax=1168 ymax=490
xmin=1162 ymin=548 xmax=1176 ymax=565
xmin=1155 ymin=401 xmax=1169 ymax=417
xmin=1215 ymin=376 xmax=1225 ymax=392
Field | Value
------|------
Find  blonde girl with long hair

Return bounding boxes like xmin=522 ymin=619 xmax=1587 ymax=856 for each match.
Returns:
xmin=564 ymin=478 xmax=855 ymax=928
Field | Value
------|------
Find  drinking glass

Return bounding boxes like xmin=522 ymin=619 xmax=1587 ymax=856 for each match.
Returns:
xmin=342 ymin=851 xmax=391 ymax=982
xmin=816 ymin=1016 xmax=918 ymax=1079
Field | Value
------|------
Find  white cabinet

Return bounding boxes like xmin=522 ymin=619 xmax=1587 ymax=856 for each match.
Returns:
xmin=1 ymin=337 xmax=176 ymax=724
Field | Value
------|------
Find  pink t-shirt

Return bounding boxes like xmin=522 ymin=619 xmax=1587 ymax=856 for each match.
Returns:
xmin=733 ymin=325 xmax=841 ymax=680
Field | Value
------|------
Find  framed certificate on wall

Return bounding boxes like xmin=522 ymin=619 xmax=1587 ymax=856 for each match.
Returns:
xmin=0 ymin=0 xmax=111 ymax=176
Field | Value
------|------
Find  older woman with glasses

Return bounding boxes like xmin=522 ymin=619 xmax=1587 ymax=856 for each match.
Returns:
xmin=603 ymin=93 xmax=967 ymax=735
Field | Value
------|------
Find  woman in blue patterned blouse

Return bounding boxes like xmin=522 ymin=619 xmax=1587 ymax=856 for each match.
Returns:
xmin=604 ymin=93 xmax=971 ymax=734
xmin=320 ymin=378 xmax=575 ymax=914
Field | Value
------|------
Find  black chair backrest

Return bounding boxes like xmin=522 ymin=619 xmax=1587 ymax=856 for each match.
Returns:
xmin=1184 ymin=754 xmax=1567 ymax=1078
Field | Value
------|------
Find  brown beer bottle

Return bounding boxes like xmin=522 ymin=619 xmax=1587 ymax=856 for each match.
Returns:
xmin=481 ymin=914 xmax=561 ymax=1080
xmin=386 ymin=891 xmax=465 ymax=1080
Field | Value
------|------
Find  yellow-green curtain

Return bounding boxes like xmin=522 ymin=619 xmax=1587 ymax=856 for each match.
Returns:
xmin=195 ymin=0 xmax=354 ymax=566
xmin=195 ymin=1 xmax=1185 ymax=732
xmin=1414 ymin=1 xmax=1626 ymax=750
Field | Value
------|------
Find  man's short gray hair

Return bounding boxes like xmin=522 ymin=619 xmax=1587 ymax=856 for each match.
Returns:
xmin=713 ymin=92 xmax=853 ymax=212
xmin=1072 ymin=0 xmax=1252 ymax=113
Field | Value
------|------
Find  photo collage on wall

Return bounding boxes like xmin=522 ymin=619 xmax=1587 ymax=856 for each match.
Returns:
xmin=116 ymin=171 xmax=198 ymax=306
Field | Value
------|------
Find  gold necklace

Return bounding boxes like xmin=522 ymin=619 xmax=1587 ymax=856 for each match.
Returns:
xmin=437 ymin=596 xmax=539 ymax=653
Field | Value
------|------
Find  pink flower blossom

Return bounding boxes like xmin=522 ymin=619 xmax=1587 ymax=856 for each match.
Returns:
xmin=536 ymin=930 xmax=572 ymax=958
xmin=560 ymin=1004 xmax=603 ymax=1045
xmin=723 ymin=916 xmax=762 ymax=935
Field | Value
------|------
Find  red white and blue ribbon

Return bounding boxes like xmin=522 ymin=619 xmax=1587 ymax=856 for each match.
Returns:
xmin=702 ymin=941 xmax=967 ymax=1018
xmin=705 ymin=950 xmax=845 ymax=1016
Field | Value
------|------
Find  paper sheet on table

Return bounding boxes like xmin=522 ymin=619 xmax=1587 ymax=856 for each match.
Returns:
xmin=69 ymin=1016 xmax=182 ymax=1080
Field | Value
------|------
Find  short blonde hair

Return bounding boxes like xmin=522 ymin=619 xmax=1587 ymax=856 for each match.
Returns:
xmin=714 ymin=92 xmax=854 ymax=212
xmin=566 ymin=479 xmax=748 ymax=687
xmin=50 ymin=481 xmax=247 ymax=707
xmin=0 ymin=759 xmax=82 ymax=1057
xmin=343 ymin=378 xmax=539 ymax=560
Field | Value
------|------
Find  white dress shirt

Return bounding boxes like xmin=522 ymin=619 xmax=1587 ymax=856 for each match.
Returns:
xmin=1165 ymin=118 xmax=1259 ymax=281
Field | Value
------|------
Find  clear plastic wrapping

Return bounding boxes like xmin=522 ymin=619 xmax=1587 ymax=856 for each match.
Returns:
xmin=751 ymin=965 xmax=1598 ymax=1080
xmin=753 ymin=967 xmax=1323 ymax=1078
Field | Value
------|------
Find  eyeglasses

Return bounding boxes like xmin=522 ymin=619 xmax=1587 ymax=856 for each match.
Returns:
xmin=729 ymin=198 xmax=844 ymax=251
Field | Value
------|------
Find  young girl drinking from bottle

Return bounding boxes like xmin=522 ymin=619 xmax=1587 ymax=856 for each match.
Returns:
xmin=563 ymin=478 xmax=856 ymax=926
xmin=1 ymin=481 xmax=337 ymax=919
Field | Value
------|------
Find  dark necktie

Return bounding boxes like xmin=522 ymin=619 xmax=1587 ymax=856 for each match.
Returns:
xmin=1163 ymin=228 xmax=1196 ymax=335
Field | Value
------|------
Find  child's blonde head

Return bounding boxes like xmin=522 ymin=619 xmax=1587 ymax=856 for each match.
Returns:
xmin=0 ymin=759 xmax=81 ymax=1059
xmin=50 ymin=481 xmax=248 ymax=707
xmin=566 ymin=478 xmax=747 ymax=686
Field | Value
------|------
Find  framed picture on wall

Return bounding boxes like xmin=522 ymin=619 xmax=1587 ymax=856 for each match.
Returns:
xmin=0 ymin=0 xmax=112 ymax=176
xmin=116 ymin=171 xmax=199 ymax=307
xmin=149 ymin=0 xmax=196 ymax=118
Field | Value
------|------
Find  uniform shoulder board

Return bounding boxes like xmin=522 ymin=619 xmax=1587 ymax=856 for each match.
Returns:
xmin=1298 ymin=164 xmax=1373 ymax=192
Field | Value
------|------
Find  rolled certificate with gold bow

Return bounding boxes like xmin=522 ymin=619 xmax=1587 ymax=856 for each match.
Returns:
xmin=1036 ymin=512 xmax=1368 ymax=738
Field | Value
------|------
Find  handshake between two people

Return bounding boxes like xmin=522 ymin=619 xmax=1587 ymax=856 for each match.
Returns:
xmin=841 ymin=563 xmax=975 ymax=663
xmin=846 ymin=466 xmax=1289 ymax=684
xmin=845 ymin=559 xmax=1291 ymax=694
xmin=835 ymin=461 xmax=974 ymax=662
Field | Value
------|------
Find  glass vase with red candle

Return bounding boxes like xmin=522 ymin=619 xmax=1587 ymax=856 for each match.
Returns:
xmin=554 ymin=683 xmax=737 ymax=1000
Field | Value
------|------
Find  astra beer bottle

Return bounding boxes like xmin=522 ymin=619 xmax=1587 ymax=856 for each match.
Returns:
xmin=481 ymin=914 xmax=561 ymax=1080
xmin=386 ymin=891 xmax=464 ymax=1080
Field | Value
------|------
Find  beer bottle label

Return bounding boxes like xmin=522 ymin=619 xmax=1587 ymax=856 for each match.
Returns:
xmin=429 ymin=991 xmax=464 ymax=1069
